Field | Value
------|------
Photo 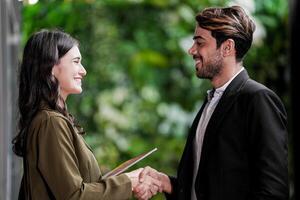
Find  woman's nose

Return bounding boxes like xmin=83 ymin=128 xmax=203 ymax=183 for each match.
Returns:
xmin=80 ymin=64 xmax=87 ymax=76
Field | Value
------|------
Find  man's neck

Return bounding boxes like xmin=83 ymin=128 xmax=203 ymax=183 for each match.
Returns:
xmin=211 ymin=62 xmax=243 ymax=88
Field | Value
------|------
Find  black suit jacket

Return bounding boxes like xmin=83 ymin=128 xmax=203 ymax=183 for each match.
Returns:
xmin=166 ymin=70 xmax=289 ymax=200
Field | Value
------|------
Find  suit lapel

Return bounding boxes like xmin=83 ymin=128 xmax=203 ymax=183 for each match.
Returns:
xmin=199 ymin=70 xmax=250 ymax=165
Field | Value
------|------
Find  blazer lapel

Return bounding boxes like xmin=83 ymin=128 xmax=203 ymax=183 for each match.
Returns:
xmin=199 ymin=70 xmax=250 ymax=164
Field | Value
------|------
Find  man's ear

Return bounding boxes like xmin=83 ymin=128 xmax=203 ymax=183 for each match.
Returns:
xmin=221 ymin=39 xmax=235 ymax=57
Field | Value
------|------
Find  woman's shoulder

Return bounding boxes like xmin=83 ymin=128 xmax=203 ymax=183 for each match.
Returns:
xmin=37 ymin=108 xmax=67 ymax=120
xmin=31 ymin=108 xmax=72 ymax=130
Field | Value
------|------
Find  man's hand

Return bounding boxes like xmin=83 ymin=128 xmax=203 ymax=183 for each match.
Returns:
xmin=133 ymin=174 xmax=162 ymax=200
xmin=139 ymin=166 xmax=172 ymax=194
xmin=125 ymin=168 xmax=162 ymax=200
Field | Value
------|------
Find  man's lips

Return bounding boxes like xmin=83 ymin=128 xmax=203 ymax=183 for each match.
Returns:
xmin=195 ymin=59 xmax=201 ymax=65
xmin=193 ymin=58 xmax=202 ymax=67
xmin=193 ymin=56 xmax=202 ymax=63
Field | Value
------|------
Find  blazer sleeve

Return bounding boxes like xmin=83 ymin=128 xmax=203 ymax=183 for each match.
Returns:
xmin=37 ymin=115 xmax=132 ymax=200
xmin=164 ymin=176 xmax=178 ymax=200
xmin=247 ymin=89 xmax=289 ymax=199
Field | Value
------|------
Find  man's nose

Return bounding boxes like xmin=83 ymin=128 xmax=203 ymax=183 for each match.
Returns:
xmin=188 ymin=44 xmax=196 ymax=55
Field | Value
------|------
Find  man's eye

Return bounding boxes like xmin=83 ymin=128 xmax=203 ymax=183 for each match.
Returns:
xmin=196 ymin=41 xmax=203 ymax=46
xmin=74 ymin=60 xmax=80 ymax=64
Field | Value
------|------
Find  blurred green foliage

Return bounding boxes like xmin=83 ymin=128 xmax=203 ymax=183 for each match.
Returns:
xmin=22 ymin=0 xmax=290 ymax=199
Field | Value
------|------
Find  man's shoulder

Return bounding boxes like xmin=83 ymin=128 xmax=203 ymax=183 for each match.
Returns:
xmin=242 ymin=78 xmax=273 ymax=95
xmin=239 ymin=78 xmax=283 ymax=106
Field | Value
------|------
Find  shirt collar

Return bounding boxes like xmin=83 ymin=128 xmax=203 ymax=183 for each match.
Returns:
xmin=207 ymin=67 xmax=244 ymax=100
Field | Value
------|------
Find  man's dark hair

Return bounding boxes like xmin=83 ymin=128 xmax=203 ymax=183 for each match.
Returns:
xmin=196 ymin=6 xmax=256 ymax=62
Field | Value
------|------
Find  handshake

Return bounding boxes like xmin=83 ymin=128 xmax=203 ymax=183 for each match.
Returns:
xmin=125 ymin=166 xmax=172 ymax=200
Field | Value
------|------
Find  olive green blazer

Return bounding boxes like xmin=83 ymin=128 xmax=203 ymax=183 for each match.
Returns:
xmin=20 ymin=107 xmax=132 ymax=200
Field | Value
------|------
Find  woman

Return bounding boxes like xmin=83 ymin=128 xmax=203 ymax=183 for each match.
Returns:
xmin=12 ymin=29 xmax=159 ymax=200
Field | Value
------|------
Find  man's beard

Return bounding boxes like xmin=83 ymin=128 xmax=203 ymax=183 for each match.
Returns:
xmin=196 ymin=52 xmax=223 ymax=79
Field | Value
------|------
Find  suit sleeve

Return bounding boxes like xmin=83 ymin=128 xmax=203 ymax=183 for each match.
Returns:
xmin=165 ymin=176 xmax=178 ymax=200
xmin=37 ymin=115 xmax=132 ymax=200
xmin=247 ymin=89 xmax=289 ymax=200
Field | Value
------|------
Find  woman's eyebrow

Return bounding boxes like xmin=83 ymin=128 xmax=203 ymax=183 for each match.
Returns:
xmin=72 ymin=56 xmax=81 ymax=60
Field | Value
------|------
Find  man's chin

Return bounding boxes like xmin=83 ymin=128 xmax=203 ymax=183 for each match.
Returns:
xmin=196 ymin=72 xmax=211 ymax=79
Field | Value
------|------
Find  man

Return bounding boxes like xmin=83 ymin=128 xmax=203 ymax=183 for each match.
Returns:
xmin=137 ymin=5 xmax=289 ymax=200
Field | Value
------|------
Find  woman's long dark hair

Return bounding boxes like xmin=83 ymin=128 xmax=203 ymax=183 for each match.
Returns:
xmin=12 ymin=29 xmax=78 ymax=157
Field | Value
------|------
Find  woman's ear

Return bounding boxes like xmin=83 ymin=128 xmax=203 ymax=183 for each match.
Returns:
xmin=221 ymin=39 xmax=235 ymax=57
xmin=51 ymin=67 xmax=57 ymax=83
xmin=52 ymin=65 xmax=57 ymax=77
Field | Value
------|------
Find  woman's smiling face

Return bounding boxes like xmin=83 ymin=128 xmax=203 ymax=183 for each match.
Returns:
xmin=52 ymin=45 xmax=87 ymax=100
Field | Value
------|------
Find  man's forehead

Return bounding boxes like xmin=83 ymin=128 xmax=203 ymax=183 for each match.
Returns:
xmin=193 ymin=25 xmax=212 ymax=39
